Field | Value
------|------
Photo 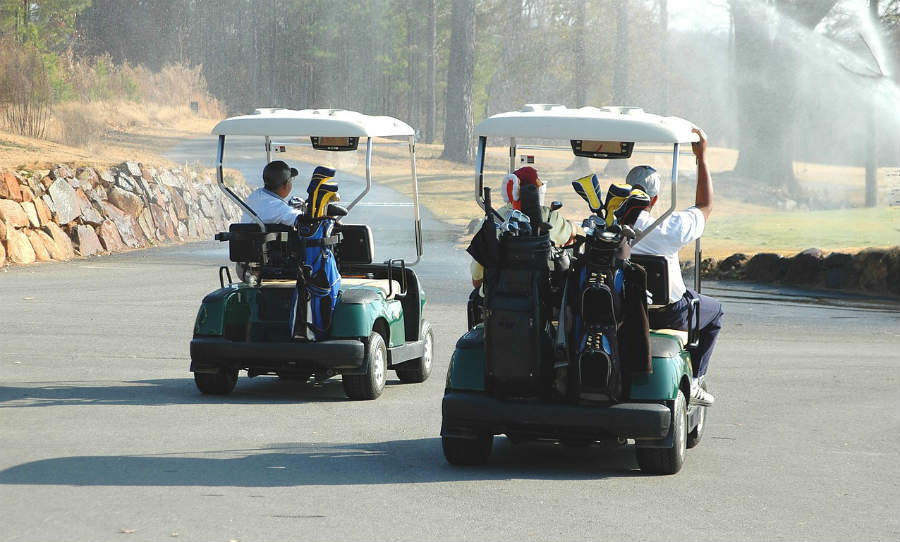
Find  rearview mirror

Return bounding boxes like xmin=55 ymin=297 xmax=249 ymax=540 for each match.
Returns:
xmin=550 ymin=201 xmax=563 ymax=212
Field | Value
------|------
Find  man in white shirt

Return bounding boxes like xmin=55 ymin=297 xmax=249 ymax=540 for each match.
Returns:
xmin=241 ymin=160 xmax=304 ymax=226
xmin=629 ymin=128 xmax=721 ymax=406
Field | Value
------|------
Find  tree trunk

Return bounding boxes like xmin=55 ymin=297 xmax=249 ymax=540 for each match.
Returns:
xmin=658 ymin=0 xmax=669 ymax=114
xmin=570 ymin=0 xmax=590 ymax=170
xmin=612 ymin=0 xmax=629 ymax=104
xmin=441 ymin=0 xmax=476 ymax=163
xmin=731 ymin=0 xmax=838 ymax=192
xmin=865 ymin=0 xmax=880 ymax=207
xmin=424 ymin=0 xmax=436 ymax=143
xmin=731 ymin=0 xmax=796 ymax=189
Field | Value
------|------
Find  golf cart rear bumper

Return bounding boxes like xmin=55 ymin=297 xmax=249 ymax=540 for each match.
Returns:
xmin=190 ymin=336 xmax=365 ymax=373
xmin=441 ymin=391 xmax=671 ymax=440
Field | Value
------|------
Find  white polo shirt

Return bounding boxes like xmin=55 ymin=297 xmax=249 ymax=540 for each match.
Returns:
xmin=241 ymin=187 xmax=303 ymax=226
xmin=632 ymin=207 xmax=705 ymax=304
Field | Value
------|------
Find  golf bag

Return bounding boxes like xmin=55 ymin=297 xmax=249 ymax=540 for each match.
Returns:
xmin=290 ymin=218 xmax=341 ymax=341
xmin=483 ymin=232 xmax=552 ymax=397
xmin=567 ymin=226 xmax=629 ymax=403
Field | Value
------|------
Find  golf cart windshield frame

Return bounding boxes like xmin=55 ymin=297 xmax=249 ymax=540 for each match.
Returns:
xmin=473 ymin=135 xmax=701 ymax=292
xmin=214 ymin=130 xmax=423 ymax=266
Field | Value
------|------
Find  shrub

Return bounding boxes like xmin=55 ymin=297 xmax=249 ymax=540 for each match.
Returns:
xmin=0 ymin=39 xmax=52 ymax=138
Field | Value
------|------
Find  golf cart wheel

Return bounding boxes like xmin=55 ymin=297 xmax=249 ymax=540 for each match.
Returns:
xmin=343 ymin=332 xmax=387 ymax=400
xmin=194 ymin=368 xmax=238 ymax=395
xmin=442 ymin=434 xmax=493 ymax=466
xmin=396 ymin=320 xmax=434 ymax=383
xmin=636 ymin=390 xmax=687 ymax=475
xmin=687 ymin=380 xmax=709 ymax=449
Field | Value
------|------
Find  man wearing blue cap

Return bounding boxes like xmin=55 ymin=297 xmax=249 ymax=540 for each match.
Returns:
xmin=629 ymin=127 xmax=721 ymax=407
xmin=242 ymin=160 xmax=304 ymax=226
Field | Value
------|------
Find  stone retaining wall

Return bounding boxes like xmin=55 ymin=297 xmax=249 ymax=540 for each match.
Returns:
xmin=692 ymin=247 xmax=900 ymax=298
xmin=0 ymin=162 xmax=250 ymax=267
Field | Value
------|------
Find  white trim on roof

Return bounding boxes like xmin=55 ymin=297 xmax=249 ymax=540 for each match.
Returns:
xmin=476 ymin=105 xmax=699 ymax=144
xmin=212 ymin=108 xmax=415 ymax=138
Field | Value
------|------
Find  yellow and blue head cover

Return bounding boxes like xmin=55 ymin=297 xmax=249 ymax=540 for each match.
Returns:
xmin=571 ymin=173 xmax=604 ymax=214
xmin=306 ymin=166 xmax=339 ymax=218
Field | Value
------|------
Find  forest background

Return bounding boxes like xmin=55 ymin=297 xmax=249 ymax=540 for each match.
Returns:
xmin=1 ymin=0 xmax=899 ymax=256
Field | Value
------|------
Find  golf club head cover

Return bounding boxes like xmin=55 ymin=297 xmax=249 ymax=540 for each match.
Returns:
xmin=501 ymin=173 xmax=521 ymax=210
xmin=613 ymin=189 xmax=651 ymax=227
xmin=603 ymin=183 xmax=633 ymax=226
xmin=571 ymin=174 xmax=603 ymax=214
xmin=306 ymin=166 xmax=337 ymax=217
xmin=519 ymin=184 xmax=543 ymax=235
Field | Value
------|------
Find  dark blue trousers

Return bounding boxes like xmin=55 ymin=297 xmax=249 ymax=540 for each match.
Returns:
xmin=648 ymin=289 xmax=723 ymax=378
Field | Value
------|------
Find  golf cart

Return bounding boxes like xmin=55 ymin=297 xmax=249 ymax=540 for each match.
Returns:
xmin=190 ymin=108 xmax=433 ymax=400
xmin=441 ymin=104 xmax=707 ymax=474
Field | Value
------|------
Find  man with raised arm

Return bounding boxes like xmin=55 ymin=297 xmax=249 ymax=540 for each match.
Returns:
xmin=628 ymin=127 xmax=722 ymax=406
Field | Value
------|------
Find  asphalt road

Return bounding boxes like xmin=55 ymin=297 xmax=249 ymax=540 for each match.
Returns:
xmin=1 ymin=138 xmax=898 ymax=541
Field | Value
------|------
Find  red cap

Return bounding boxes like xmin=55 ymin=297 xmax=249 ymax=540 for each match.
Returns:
xmin=513 ymin=166 xmax=542 ymax=187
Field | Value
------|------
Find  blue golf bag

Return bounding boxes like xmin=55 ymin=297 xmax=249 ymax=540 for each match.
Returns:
xmin=290 ymin=218 xmax=341 ymax=341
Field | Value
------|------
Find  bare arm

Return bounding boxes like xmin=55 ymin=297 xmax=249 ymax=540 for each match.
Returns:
xmin=692 ymin=127 xmax=712 ymax=220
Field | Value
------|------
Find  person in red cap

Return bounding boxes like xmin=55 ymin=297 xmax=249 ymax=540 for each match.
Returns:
xmin=470 ymin=166 xmax=574 ymax=288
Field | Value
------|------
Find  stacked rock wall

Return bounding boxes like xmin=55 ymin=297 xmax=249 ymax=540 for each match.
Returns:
xmin=693 ymin=247 xmax=900 ymax=298
xmin=0 ymin=162 xmax=250 ymax=266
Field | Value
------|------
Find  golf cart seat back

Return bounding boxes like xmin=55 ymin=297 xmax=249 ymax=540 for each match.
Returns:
xmin=630 ymin=253 xmax=695 ymax=349
xmin=333 ymin=224 xmax=406 ymax=300
xmin=224 ymin=223 xmax=299 ymax=277
xmin=630 ymin=254 xmax=668 ymax=309
xmin=333 ymin=224 xmax=374 ymax=266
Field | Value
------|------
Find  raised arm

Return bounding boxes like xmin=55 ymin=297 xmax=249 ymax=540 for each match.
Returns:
xmin=692 ymin=127 xmax=712 ymax=220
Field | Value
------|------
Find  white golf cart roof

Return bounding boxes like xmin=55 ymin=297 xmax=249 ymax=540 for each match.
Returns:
xmin=476 ymin=104 xmax=699 ymax=144
xmin=212 ymin=108 xmax=415 ymax=138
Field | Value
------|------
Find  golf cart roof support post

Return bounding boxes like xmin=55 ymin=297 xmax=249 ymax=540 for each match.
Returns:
xmin=409 ymin=135 xmax=422 ymax=266
xmin=347 ymin=137 xmax=373 ymax=213
xmin=694 ymin=238 xmax=702 ymax=292
xmin=509 ymin=138 xmax=516 ymax=172
xmin=633 ymin=143 xmax=679 ymax=245
xmin=216 ymin=134 xmax=264 ymax=230
xmin=475 ymin=136 xmax=487 ymax=210
xmin=265 ymin=136 xmax=271 ymax=163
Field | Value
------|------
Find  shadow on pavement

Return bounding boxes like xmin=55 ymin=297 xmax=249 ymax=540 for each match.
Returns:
xmin=0 ymin=438 xmax=647 ymax=486
xmin=0 ymin=377 xmax=414 ymax=407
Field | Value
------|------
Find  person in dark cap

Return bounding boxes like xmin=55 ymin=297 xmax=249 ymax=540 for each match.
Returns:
xmin=629 ymin=127 xmax=720 ymax=407
xmin=241 ymin=160 xmax=304 ymax=226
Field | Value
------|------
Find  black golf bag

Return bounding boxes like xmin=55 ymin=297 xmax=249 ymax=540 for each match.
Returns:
xmin=483 ymin=232 xmax=552 ymax=397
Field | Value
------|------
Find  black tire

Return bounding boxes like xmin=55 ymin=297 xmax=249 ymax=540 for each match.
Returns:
xmin=343 ymin=332 xmax=387 ymax=400
xmin=442 ymin=434 xmax=493 ymax=466
xmin=636 ymin=390 xmax=687 ymax=475
xmin=396 ymin=320 xmax=434 ymax=383
xmin=687 ymin=380 xmax=709 ymax=449
xmin=194 ymin=368 xmax=238 ymax=395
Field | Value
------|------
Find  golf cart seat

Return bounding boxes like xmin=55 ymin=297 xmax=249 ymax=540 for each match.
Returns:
xmin=341 ymin=277 xmax=403 ymax=299
xmin=630 ymin=253 xmax=696 ymax=351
